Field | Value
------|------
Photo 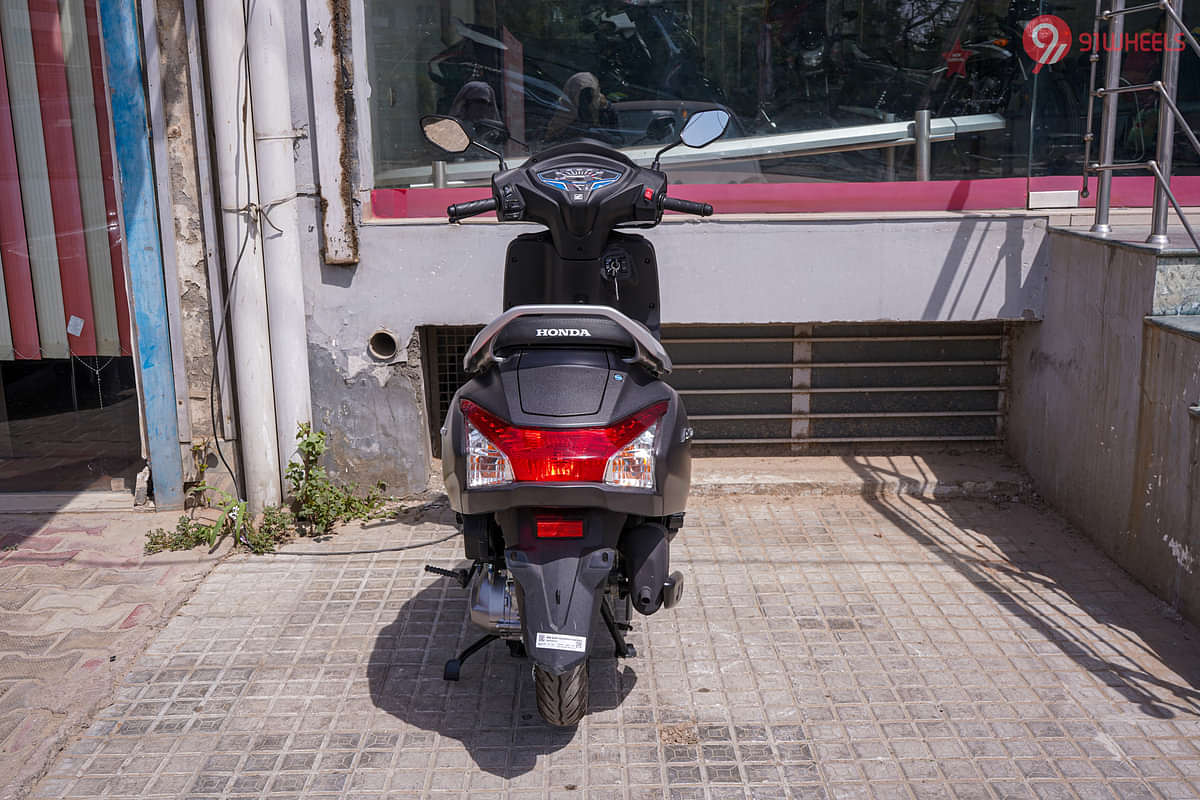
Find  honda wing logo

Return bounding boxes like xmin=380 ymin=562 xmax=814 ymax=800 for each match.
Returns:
xmin=536 ymin=328 xmax=592 ymax=337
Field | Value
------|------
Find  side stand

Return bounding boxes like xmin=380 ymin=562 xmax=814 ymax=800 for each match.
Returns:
xmin=443 ymin=634 xmax=498 ymax=681
xmin=600 ymin=596 xmax=636 ymax=658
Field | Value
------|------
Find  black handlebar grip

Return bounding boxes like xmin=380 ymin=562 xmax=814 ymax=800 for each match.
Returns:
xmin=447 ymin=197 xmax=498 ymax=221
xmin=662 ymin=197 xmax=714 ymax=216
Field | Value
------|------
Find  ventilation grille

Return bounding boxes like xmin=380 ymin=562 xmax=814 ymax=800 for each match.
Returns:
xmin=664 ymin=322 xmax=1007 ymax=449
xmin=423 ymin=322 xmax=1008 ymax=453
xmin=421 ymin=325 xmax=483 ymax=456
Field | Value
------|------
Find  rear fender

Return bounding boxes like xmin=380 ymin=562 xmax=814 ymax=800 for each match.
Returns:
xmin=497 ymin=508 xmax=625 ymax=674
xmin=507 ymin=546 xmax=613 ymax=674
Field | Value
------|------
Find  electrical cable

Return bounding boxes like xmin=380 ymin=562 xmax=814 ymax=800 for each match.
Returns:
xmin=263 ymin=530 xmax=460 ymax=557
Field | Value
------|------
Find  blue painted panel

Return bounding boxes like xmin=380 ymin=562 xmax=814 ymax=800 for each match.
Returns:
xmin=98 ymin=0 xmax=184 ymax=508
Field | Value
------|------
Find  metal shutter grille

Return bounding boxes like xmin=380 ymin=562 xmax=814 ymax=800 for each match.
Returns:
xmin=666 ymin=322 xmax=1006 ymax=448
xmin=423 ymin=322 xmax=1008 ymax=452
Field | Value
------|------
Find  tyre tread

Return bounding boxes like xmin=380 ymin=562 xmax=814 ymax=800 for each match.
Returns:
xmin=534 ymin=660 xmax=588 ymax=726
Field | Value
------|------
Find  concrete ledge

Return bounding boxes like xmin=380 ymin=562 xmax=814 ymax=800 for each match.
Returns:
xmin=690 ymin=453 xmax=1032 ymax=500
xmin=0 ymin=492 xmax=137 ymax=513
xmin=1147 ymin=314 xmax=1200 ymax=342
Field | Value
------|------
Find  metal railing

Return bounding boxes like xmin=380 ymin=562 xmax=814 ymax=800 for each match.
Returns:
xmin=382 ymin=111 xmax=1005 ymax=188
xmin=1085 ymin=0 xmax=1200 ymax=249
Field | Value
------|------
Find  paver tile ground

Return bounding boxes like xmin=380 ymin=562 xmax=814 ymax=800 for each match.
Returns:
xmin=29 ymin=493 xmax=1200 ymax=799
xmin=0 ymin=510 xmax=225 ymax=800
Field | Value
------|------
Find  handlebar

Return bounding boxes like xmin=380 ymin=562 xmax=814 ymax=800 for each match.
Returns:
xmin=447 ymin=197 xmax=497 ymax=222
xmin=662 ymin=197 xmax=714 ymax=217
xmin=447 ymin=195 xmax=713 ymax=222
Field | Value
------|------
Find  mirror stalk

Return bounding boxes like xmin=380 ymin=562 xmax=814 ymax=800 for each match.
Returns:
xmin=650 ymin=140 xmax=680 ymax=172
xmin=472 ymin=141 xmax=507 ymax=172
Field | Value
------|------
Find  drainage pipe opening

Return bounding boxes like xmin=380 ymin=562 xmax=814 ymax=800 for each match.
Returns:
xmin=368 ymin=329 xmax=400 ymax=361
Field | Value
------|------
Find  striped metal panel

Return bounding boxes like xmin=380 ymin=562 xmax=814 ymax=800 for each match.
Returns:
xmin=28 ymin=0 xmax=97 ymax=355
xmin=0 ymin=0 xmax=129 ymax=360
xmin=665 ymin=322 xmax=1007 ymax=448
xmin=84 ymin=0 xmax=129 ymax=356
xmin=60 ymin=0 xmax=119 ymax=356
xmin=425 ymin=321 xmax=1008 ymax=452
xmin=1 ymin=0 xmax=69 ymax=358
xmin=0 ymin=24 xmax=40 ymax=360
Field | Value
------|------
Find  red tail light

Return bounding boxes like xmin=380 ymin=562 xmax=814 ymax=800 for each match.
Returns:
xmin=535 ymin=514 xmax=584 ymax=538
xmin=461 ymin=400 xmax=668 ymax=483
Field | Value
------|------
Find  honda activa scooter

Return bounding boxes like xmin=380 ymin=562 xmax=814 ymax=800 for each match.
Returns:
xmin=420 ymin=109 xmax=728 ymax=726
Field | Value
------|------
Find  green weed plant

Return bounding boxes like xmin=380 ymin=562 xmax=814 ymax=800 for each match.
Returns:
xmin=145 ymin=424 xmax=385 ymax=555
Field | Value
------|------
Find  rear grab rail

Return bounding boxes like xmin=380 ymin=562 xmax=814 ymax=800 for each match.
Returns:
xmin=464 ymin=305 xmax=673 ymax=377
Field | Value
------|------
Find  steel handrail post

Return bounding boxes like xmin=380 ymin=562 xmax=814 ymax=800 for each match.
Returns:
xmin=1147 ymin=0 xmax=1183 ymax=246
xmin=1091 ymin=0 xmax=1126 ymax=233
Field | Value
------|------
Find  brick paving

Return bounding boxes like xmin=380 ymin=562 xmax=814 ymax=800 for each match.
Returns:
xmin=0 ymin=512 xmax=224 ymax=800
xmin=27 ymin=494 xmax=1200 ymax=799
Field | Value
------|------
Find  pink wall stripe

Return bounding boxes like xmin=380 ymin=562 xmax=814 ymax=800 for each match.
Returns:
xmin=27 ymin=0 xmax=97 ymax=356
xmin=372 ymin=176 xmax=1200 ymax=219
xmin=1029 ymin=176 xmax=1200 ymax=209
xmin=83 ymin=0 xmax=129 ymax=356
xmin=0 ymin=24 xmax=41 ymax=359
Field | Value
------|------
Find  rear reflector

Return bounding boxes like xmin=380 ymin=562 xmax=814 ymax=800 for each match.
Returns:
xmin=535 ymin=516 xmax=584 ymax=538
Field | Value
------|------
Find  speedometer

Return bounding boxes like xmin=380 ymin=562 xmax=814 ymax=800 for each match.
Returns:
xmin=536 ymin=166 xmax=624 ymax=198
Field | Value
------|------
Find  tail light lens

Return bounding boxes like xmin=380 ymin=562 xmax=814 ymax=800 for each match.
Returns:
xmin=462 ymin=400 xmax=667 ymax=487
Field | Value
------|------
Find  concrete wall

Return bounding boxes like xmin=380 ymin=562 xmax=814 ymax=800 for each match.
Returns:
xmin=1007 ymin=232 xmax=1156 ymax=551
xmin=1008 ymin=229 xmax=1200 ymax=621
xmin=296 ymin=214 xmax=1050 ymax=494
xmin=1128 ymin=318 xmax=1200 ymax=620
xmin=351 ymin=215 xmax=1050 ymax=331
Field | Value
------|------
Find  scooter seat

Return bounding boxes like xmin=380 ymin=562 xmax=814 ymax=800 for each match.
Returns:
xmin=465 ymin=304 xmax=672 ymax=377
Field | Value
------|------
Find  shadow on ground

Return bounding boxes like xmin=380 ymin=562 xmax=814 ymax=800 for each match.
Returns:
xmin=367 ymin=570 xmax=637 ymax=777
xmin=845 ymin=456 xmax=1200 ymax=722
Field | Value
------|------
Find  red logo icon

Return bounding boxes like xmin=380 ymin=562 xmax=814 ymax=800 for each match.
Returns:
xmin=1023 ymin=15 xmax=1072 ymax=73
xmin=942 ymin=40 xmax=970 ymax=76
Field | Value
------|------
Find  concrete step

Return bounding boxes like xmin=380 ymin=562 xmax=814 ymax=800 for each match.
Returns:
xmin=690 ymin=453 xmax=1032 ymax=500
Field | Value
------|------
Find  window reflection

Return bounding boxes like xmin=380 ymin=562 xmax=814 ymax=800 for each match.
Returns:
xmin=365 ymin=0 xmax=1198 ymax=188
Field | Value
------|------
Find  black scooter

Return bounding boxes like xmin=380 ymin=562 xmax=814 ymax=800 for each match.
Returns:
xmin=420 ymin=109 xmax=729 ymax=726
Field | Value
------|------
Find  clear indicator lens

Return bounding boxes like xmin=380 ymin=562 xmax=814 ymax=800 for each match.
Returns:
xmin=466 ymin=417 xmax=514 ymax=487
xmin=603 ymin=422 xmax=658 ymax=489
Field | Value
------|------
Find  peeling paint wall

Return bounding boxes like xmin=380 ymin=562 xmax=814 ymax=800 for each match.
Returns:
xmin=306 ymin=334 xmax=430 ymax=497
xmin=153 ymin=0 xmax=226 ymax=480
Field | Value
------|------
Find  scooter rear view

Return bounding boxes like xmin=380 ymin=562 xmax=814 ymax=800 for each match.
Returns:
xmin=419 ymin=109 xmax=729 ymax=726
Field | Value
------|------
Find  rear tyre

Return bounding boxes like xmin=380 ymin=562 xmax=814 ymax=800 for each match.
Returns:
xmin=534 ymin=660 xmax=588 ymax=726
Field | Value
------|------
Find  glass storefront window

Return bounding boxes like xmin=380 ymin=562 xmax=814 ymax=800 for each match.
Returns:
xmin=365 ymin=1 xmax=1197 ymax=189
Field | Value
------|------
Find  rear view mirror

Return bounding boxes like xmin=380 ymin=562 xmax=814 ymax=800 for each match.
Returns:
xmin=679 ymin=109 xmax=731 ymax=148
xmin=421 ymin=115 xmax=472 ymax=154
